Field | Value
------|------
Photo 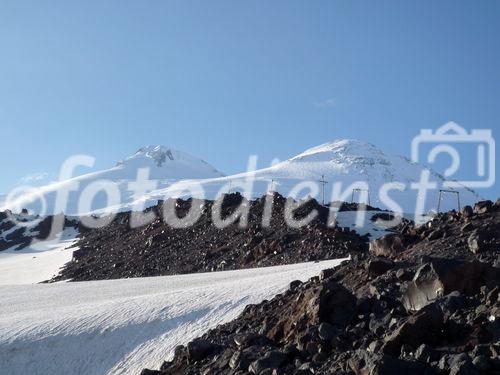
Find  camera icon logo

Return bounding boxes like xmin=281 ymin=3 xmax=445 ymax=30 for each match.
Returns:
xmin=411 ymin=122 xmax=495 ymax=188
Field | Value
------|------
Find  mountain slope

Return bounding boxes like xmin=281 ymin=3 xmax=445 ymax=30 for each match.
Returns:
xmin=138 ymin=139 xmax=481 ymax=214
xmin=1 ymin=140 xmax=481 ymax=216
xmin=1 ymin=146 xmax=223 ymax=215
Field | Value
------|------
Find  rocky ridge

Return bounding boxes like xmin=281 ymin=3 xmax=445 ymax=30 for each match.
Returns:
xmin=141 ymin=199 xmax=500 ymax=375
xmin=53 ymin=193 xmax=369 ymax=281
xmin=0 ymin=210 xmax=78 ymax=251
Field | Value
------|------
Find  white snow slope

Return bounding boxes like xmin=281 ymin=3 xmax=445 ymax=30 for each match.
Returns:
xmin=0 ymin=259 xmax=345 ymax=375
xmin=1 ymin=139 xmax=481 ymax=215
xmin=0 ymin=226 xmax=79 ymax=285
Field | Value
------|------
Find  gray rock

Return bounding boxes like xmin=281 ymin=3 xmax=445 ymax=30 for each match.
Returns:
xmin=474 ymin=200 xmax=493 ymax=214
xmin=467 ymin=232 xmax=487 ymax=254
xmin=234 ymin=333 xmax=266 ymax=348
xmin=348 ymin=350 xmax=433 ymax=375
xmin=229 ymin=351 xmax=244 ymax=370
xmin=368 ymin=340 xmax=383 ymax=353
xmin=461 ymin=205 xmax=473 ymax=218
xmin=289 ymin=280 xmax=302 ymax=291
xmin=187 ymin=339 xmax=217 ymax=361
xmin=248 ymin=351 xmax=288 ymax=374
xmin=317 ymin=322 xmax=337 ymax=341
xmin=472 ymin=355 xmax=490 ymax=371
xmin=396 ymin=268 xmax=413 ymax=281
xmin=460 ymin=222 xmax=474 ymax=232
xmin=402 ymin=259 xmax=498 ymax=311
xmin=319 ymin=268 xmax=335 ymax=280
xmin=232 ymin=346 xmax=264 ymax=371
xmin=414 ymin=344 xmax=435 ymax=363
xmin=427 ymin=229 xmax=443 ymax=241
xmin=449 ymin=355 xmax=479 ymax=375
xmin=305 ymin=341 xmax=318 ymax=355
xmin=369 ymin=235 xmax=405 ymax=258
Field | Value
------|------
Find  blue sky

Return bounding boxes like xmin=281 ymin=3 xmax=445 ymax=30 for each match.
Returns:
xmin=0 ymin=0 xmax=498 ymax=199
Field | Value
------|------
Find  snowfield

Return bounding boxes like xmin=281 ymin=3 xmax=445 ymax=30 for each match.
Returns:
xmin=0 ymin=258 xmax=346 ymax=375
xmin=0 ymin=226 xmax=79 ymax=285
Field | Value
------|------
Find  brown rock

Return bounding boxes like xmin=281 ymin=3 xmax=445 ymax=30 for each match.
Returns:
xmin=382 ymin=303 xmax=444 ymax=356
xmin=267 ymin=281 xmax=356 ymax=343
xmin=367 ymin=258 xmax=395 ymax=276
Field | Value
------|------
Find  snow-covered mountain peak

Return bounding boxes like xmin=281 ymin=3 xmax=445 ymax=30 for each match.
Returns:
xmin=130 ymin=145 xmax=176 ymax=167
xmin=292 ymin=139 xmax=387 ymax=162
xmin=288 ymin=139 xmax=397 ymax=177
xmin=0 ymin=146 xmax=224 ymax=215
xmin=119 ymin=145 xmax=194 ymax=167
xmin=114 ymin=145 xmax=224 ymax=179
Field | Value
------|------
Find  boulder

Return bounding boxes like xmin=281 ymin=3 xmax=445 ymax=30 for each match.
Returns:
xmin=494 ymin=199 xmax=500 ymax=209
xmin=449 ymin=354 xmax=479 ymax=375
xmin=369 ymin=235 xmax=405 ymax=258
xmin=402 ymin=259 xmax=500 ymax=311
xmin=437 ymin=291 xmax=468 ymax=316
xmin=72 ymin=247 xmax=91 ymax=261
xmin=461 ymin=205 xmax=473 ymax=218
xmin=248 ymin=351 xmax=288 ymax=374
xmin=348 ymin=350 xmax=434 ymax=375
xmin=319 ymin=268 xmax=335 ymax=280
xmin=233 ymin=333 xmax=269 ymax=348
xmin=367 ymin=257 xmax=395 ymax=276
xmin=460 ymin=222 xmax=474 ymax=233
xmin=427 ymin=229 xmax=444 ymax=241
xmin=317 ymin=322 xmax=337 ymax=341
xmin=229 ymin=348 xmax=258 ymax=371
xmin=187 ymin=339 xmax=218 ymax=361
xmin=474 ymin=200 xmax=493 ymax=214
xmin=467 ymin=230 xmax=491 ymax=254
xmin=414 ymin=344 xmax=438 ymax=363
xmin=472 ymin=355 xmax=491 ymax=371
xmin=140 ymin=370 xmax=161 ymax=375
xmin=267 ymin=281 xmax=356 ymax=343
xmin=382 ymin=303 xmax=444 ymax=356
xmin=289 ymin=280 xmax=302 ymax=291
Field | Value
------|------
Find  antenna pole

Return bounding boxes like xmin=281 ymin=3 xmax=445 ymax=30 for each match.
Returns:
xmin=437 ymin=189 xmax=460 ymax=213
xmin=319 ymin=175 xmax=328 ymax=205
xmin=437 ymin=190 xmax=442 ymax=213
xmin=351 ymin=188 xmax=370 ymax=206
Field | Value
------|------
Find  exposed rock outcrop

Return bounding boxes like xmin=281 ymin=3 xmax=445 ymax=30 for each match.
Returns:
xmin=53 ymin=193 xmax=368 ymax=281
xmin=141 ymin=200 xmax=499 ymax=375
